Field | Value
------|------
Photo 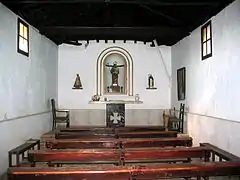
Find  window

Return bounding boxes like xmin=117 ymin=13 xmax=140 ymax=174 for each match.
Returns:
xmin=17 ymin=18 xmax=29 ymax=57
xmin=201 ymin=21 xmax=212 ymax=60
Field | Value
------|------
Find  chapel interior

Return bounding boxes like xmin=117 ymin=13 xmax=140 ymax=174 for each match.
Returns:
xmin=1 ymin=0 xmax=240 ymax=180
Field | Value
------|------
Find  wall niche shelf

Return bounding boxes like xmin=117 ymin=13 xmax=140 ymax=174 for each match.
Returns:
xmin=146 ymin=87 xmax=157 ymax=90
xmin=72 ymin=87 xmax=83 ymax=90
xmin=89 ymin=100 xmax=143 ymax=104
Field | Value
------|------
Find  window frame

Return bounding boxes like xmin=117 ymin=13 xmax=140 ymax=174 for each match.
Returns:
xmin=201 ymin=21 xmax=212 ymax=60
xmin=17 ymin=18 xmax=29 ymax=57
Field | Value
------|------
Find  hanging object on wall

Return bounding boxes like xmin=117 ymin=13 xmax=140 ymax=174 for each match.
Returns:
xmin=177 ymin=67 xmax=186 ymax=100
xmin=146 ymin=74 xmax=157 ymax=90
xmin=72 ymin=74 xmax=83 ymax=89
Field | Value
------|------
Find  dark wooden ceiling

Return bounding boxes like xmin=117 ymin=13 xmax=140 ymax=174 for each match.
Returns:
xmin=1 ymin=0 xmax=234 ymax=46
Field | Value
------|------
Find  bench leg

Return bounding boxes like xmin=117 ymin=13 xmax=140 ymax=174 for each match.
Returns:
xmin=30 ymin=161 xmax=36 ymax=167
xmin=8 ymin=152 xmax=12 ymax=167
xmin=48 ymin=162 xmax=55 ymax=167
xmin=16 ymin=154 xmax=20 ymax=167
xmin=37 ymin=141 xmax=40 ymax=150
xmin=21 ymin=153 xmax=25 ymax=161
xmin=66 ymin=120 xmax=70 ymax=128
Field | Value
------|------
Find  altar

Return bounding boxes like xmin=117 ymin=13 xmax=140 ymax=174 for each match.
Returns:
xmin=89 ymin=100 xmax=143 ymax=127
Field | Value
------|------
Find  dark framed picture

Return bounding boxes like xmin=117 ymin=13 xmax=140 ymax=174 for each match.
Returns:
xmin=177 ymin=67 xmax=186 ymax=101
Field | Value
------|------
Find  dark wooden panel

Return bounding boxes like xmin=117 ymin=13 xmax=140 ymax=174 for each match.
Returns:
xmin=55 ymin=131 xmax=177 ymax=139
xmin=118 ymin=131 xmax=177 ymax=138
xmin=59 ymin=126 xmax=165 ymax=133
xmin=55 ymin=132 xmax=116 ymax=139
xmin=8 ymin=161 xmax=240 ymax=180
xmin=28 ymin=147 xmax=210 ymax=165
xmin=46 ymin=137 xmax=192 ymax=149
xmin=28 ymin=149 xmax=119 ymax=163
xmin=124 ymin=147 xmax=210 ymax=161
xmin=46 ymin=139 xmax=117 ymax=149
xmin=106 ymin=104 xmax=125 ymax=127
xmin=115 ymin=126 xmax=165 ymax=132
xmin=60 ymin=127 xmax=114 ymax=133
xmin=122 ymin=137 xmax=192 ymax=148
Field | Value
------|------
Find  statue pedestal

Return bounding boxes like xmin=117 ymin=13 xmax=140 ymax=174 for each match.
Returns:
xmin=110 ymin=85 xmax=120 ymax=93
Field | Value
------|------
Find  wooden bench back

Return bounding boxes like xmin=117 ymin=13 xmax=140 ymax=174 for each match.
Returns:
xmin=59 ymin=126 xmax=165 ymax=133
xmin=28 ymin=146 xmax=210 ymax=166
xmin=46 ymin=138 xmax=117 ymax=149
xmin=28 ymin=149 xmax=120 ymax=166
xmin=45 ymin=137 xmax=192 ymax=149
xmin=121 ymin=137 xmax=192 ymax=148
xmin=55 ymin=130 xmax=178 ymax=139
xmin=124 ymin=146 xmax=210 ymax=161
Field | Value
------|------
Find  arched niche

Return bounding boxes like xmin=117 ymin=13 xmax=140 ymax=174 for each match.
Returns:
xmin=97 ymin=47 xmax=133 ymax=96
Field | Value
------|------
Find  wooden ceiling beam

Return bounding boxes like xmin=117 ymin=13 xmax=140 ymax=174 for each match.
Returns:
xmin=2 ymin=0 xmax=220 ymax=6
xmin=40 ymin=26 xmax=189 ymax=35
xmin=40 ymin=26 xmax=189 ymax=45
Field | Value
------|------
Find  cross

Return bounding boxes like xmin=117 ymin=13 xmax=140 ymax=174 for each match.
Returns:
xmin=110 ymin=112 xmax=121 ymax=124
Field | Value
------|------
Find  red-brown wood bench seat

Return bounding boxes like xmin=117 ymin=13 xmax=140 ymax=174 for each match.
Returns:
xmin=8 ymin=161 xmax=240 ymax=180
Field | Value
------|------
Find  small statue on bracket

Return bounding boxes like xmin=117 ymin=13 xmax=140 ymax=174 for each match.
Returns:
xmin=72 ymin=74 xmax=83 ymax=89
xmin=135 ymin=94 xmax=140 ymax=102
xmin=147 ymin=74 xmax=157 ymax=89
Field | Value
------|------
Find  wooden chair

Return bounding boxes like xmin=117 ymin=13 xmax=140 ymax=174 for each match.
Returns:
xmin=51 ymin=99 xmax=70 ymax=130
xmin=168 ymin=103 xmax=185 ymax=133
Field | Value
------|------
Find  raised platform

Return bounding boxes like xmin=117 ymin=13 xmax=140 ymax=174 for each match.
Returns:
xmin=41 ymin=126 xmax=189 ymax=142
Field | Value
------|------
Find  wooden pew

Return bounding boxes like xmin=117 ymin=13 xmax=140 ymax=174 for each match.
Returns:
xmin=115 ymin=126 xmax=165 ymax=132
xmin=55 ymin=131 xmax=116 ymax=139
xmin=121 ymin=137 xmax=192 ymax=148
xmin=200 ymin=143 xmax=240 ymax=161
xmin=46 ymin=138 xmax=117 ymax=149
xmin=8 ymin=139 xmax=40 ymax=167
xmin=55 ymin=131 xmax=178 ymax=139
xmin=28 ymin=149 xmax=120 ymax=166
xmin=45 ymin=137 xmax=192 ymax=149
xmin=117 ymin=131 xmax=177 ymax=138
xmin=59 ymin=125 xmax=165 ymax=133
xmin=8 ymin=161 xmax=240 ymax=180
xmin=59 ymin=126 xmax=114 ymax=133
xmin=123 ymin=146 xmax=210 ymax=164
xmin=28 ymin=146 xmax=210 ymax=167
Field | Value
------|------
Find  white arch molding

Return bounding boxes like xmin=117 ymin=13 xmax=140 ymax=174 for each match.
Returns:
xmin=96 ymin=47 xmax=133 ymax=96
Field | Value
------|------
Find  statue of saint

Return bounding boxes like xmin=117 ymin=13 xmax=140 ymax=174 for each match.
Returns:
xmin=73 ymin=74 xmax=82 ymax=89
xmin=105 ymin=61 xmax=124 ymax=86
xmin=148 ymin=74 xmax=154 ymax=88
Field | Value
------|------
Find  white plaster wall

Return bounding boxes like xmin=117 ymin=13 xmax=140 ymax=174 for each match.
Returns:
xmin=58 ymin=41 xmax=171 ymax=125
xmin=0 ymin=3 xmax=58 ymax=177
xmin=171 ymin=0 xmax=240 ymax=155
xmin=58 ymin=41 xmax=171 ymax=110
